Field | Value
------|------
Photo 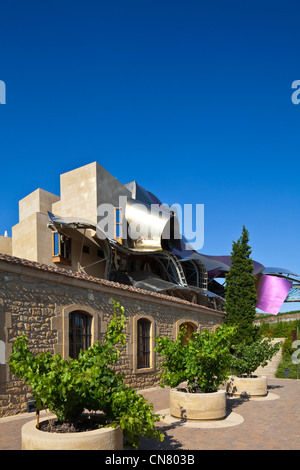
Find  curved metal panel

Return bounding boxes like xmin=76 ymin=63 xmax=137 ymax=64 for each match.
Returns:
xmin=124 ymin=181 xmax=162 ymax=206
xmin=169 ymin=236 xmax=231 ymax=274
xmin=124 ymin=198 xmax=180 ymax=252
xmin=47 ymin=211 xmax=97 ymax=231
xmin=47 ymin=211 xmax=113 ymax=279
xmin=255 ymin=274 xmax=293 ymax=315
xmin=262 ymin=267 xmax=299 ymax=276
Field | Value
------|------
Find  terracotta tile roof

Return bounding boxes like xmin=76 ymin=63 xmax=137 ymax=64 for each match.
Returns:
xmin=0 ymin=253 xmax=222 ymax=313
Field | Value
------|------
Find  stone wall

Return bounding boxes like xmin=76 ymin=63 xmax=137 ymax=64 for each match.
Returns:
xmin=254 ymin=312 xmax=300 ymax=326
xmin=0 ymin=254 xmax=225 ymax=417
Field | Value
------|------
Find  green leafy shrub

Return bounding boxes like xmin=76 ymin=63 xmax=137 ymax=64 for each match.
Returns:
xmin=155 ymin=325 xmax=236 ymax=393
xmin=230 ymin=338 xmax=282 ymax=376
xmin=275 ymin=354 xmax=299 ymax=379
xmin=258 ymin=322 xmax=273 ymax=338
xmin=281 ymin=336 xmax=293 ymax=357
xmin=272 ymin=321 xmax=292 ymax=338
xmin=9 ymin=300 xmax=164 ymax=449
xmin=258 ymin=319 xmax=300 ymax=340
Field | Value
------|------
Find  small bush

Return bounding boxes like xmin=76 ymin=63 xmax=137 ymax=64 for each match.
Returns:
xmin=230 ymin=338 xmax=281 ymax=376
xmin=9 ymin=300 xmax=164 ymax=449
xmin=155 ymin=325 xmax=236 ymax=393
xmin=258 ymin=319 xmax=300 ymax=339
xmin=259 ymin=322 xmax=273 ymax=338
xmin=282 ymin=336 xmax=294 ymax=357
xmin=275 ymin=355 xmax=300 ymax=380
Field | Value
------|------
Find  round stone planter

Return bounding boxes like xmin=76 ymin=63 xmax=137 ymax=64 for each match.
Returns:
xmin=226 ymin=375 xmax=267 ymax=398
xmin=170 ymin=388 xmax=227 ymax=421
xmin=21 ymin=418 xmax=123 ymax=450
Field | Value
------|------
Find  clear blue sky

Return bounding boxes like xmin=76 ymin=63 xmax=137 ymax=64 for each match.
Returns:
xmin=0 ymin=0 xmax=299 ymax=312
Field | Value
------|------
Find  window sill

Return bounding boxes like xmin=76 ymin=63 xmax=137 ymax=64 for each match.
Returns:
xmin=134 ymin=366 xmax=156 ymax=374
xmin=52 ymin=255 xmax=71 ymax=266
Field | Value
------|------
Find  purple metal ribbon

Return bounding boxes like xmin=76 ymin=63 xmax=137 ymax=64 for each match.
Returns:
xmin=255 ymin=274 xmax=293 ymax=315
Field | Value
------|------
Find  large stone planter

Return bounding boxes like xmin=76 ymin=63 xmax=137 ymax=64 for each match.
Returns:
xmin=170 ymin=388 xmax=227 ymax=420
xmin=226 ymin=375 xmax=267 ymax=398
xmin=22 ymin=418 xmax=123 ymax=450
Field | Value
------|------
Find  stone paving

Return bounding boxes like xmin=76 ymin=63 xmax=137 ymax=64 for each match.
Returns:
xmin=0 ymin=378 xmax=299 ymax=451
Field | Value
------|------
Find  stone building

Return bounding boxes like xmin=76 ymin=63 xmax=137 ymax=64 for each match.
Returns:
xmin=0 ymin=253 xmax=224 ymax=417
xmin=0 ymin=160 xmax=297 ymax=417
xmin=0 ymin=162 xmax=227 ymax=417
xmin=0 ymin=161 xmax=226 ymax=310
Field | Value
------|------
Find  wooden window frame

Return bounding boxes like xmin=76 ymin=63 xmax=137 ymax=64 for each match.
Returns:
xmin=137 ymin=318 xmax=151 ymax=369
xmin=127 ymin=315 xmax=157 ymax=374
xmin=114 ymin=207 xmax=123 ymax=243
xmin=52 ymin=304 xmax=103 ymax=360
xmin=52 ymin=231 xmax=72 ymax=266
xmin=69 ymin=311 xmax=92 ymax=359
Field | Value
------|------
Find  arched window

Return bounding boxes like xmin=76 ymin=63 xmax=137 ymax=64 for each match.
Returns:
xmin=137 ymin=318 xmax=151 ymax=369
xmin=179 ymin=322 xmax=197 ymax=345
xmin=69 ymin=312 xmax=92 ymax=359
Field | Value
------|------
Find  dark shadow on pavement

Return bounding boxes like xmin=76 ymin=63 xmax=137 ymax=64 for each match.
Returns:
xmin=267 ymin=383 xmax=284 ymax=391
xmin=138 ymin=420 xmax=187 ymax=450
xmin=226 ymin=396 xmax=249 ymax=412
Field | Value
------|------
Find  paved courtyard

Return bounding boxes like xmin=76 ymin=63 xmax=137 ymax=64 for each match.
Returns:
xmin=0 ymin=378 xmax=299 ymax=451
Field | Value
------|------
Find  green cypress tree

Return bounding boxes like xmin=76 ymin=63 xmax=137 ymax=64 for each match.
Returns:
xmin=224 ymin=226 xmax=258 ymax=345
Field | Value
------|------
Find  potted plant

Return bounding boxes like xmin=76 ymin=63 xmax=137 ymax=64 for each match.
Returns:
xmin=155 ymin=325 xmax=236 ymax=420
xmin=226 ymin=338 xmax=282 ymax=397
xmin=9 ymin=301 xmax=164 ymax=450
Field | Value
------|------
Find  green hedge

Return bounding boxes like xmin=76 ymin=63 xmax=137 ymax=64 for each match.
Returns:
xmin=275 ymin=355 xmax=300 ymax=380
xmin=259 ymin=319 xmax=300 ymax=339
